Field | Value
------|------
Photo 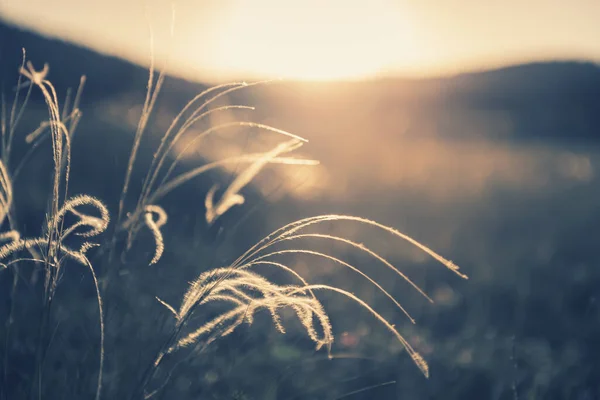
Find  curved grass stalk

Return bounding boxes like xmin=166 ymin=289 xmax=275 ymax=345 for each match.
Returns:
xmin=144 ymin=154 xmax=317 ymax=210
xmin=178 ymin=268 xmax=274 ymax=319
xmin=66 ymin=76 xmax=86 ymax=135
xmin=247 ymin=248 xmax=418 ymax=324
xmin=144 ymin=205 xmax=168 ymax=265
xmin=152 ymin=104 xmax=253 ymax=184
xmin=156 ymin=120 xmax=307 ymax=190
xmin=141 ymin=79 xmax=282 ymax=204
xmin=82 ymin=256 xmax=104 ymax=400
xmin=242 ymin=259 xmax=318 ymax=299
xmin=265 ymin=232 xmax=437 ymax=301
xmin=232 ymin=215 xmax=467 ymax=280
xmin=56 ymin=195 xmax=110 ymax=238
xmin=0 ymin=160 xmax=12 ymax=226
xmin=0 ymin=230 xmax=19 ymax=244
xmin=138 ymin=82 xmax=246 ymax=204
xmin=240 ymin=259 xmax=329 ymax=346
xmin=140 ymin=81 xmax=276 ymax=203
xmin=19 ymin=63 xmax=65 ymax=215
xmin=172 ymin=305 xmax=245 ymax=350
xmin=288 ymin=284 xmax=430 ymax=378
xmin=0 ymin=257 xmax=54 ymax=272
xmin=205 ymin=139 xmax=305 ymax=224
xmin=0 ymin=193 xmax=109 ymax=266
xmin=3 ymin=49 xmax=33 ymax=165
xmin=155 ymin=104 xmax=256 ymax=188
xmin=24 ymin=111 xmax=82 ymax=145
xmin=156 ymin=296 xmax=178 ymax=316
xmin=0 ymin=237 xmax=92 ymax=266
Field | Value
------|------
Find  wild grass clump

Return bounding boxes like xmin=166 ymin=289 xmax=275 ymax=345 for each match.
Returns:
xmin=0 ymin=48 xmax=467 ymax=399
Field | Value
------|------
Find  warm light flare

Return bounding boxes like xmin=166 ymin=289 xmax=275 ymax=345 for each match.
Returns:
xmin=207 ymin=0 xmax=418 ymax=81
xmin=2 ymin=0 xmax=600 ymax=83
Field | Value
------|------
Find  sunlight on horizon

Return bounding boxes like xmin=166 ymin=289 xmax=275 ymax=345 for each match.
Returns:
xmin=2 ymin=0 xmax=600 ymax=83
xmin=208 ymin=0 xmax=419 ymax=81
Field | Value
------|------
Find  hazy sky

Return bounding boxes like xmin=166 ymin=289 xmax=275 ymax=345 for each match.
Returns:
xmin=1 ymin=0 xmax=599 ymax=82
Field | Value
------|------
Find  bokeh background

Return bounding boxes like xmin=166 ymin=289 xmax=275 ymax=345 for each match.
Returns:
xmin=1 ymin=1 xmax=600 ymax=399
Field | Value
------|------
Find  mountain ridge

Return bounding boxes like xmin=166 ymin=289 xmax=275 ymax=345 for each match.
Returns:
xmin=2 ymin=19 xmax=600 ymax=102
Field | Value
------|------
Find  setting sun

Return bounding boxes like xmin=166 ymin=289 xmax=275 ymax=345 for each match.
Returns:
xmin=2 ymin=0 xmax=600 ymax=82
xmin=207 ymin=0 xmax=418 ymax=81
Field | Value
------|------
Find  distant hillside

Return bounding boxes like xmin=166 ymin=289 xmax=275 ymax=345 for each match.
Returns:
xmin=3 ymin=19 xmax=600 ymax=101
xmin=2 ymin=19 xmax=600 ymax=144
xmin=452 ymin=61 xmax=600 ymax=92
xmin=441 ymin=62 xmax=600 ymax=107
xmin=0 ymin=20 xmax=197 ymax=101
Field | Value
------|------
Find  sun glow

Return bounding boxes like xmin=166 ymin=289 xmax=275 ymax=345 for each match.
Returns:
xmin=204 ymin=0 xmax=419 ymax=81
xmin=4 ymin=0 xmax=600 ymax=83
xmin=3 ymin=0 xmax=600 ymax=84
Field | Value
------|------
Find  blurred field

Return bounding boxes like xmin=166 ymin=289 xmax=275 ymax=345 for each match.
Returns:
xmin=1 ymin=21 xmax=600 ymax=399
